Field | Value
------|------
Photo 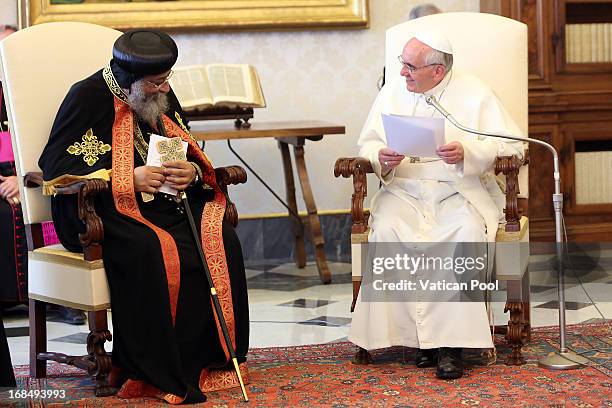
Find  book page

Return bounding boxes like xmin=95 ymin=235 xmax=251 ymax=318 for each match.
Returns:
xmin=246 ymin=66 xmax=266 ymax=108
xmin=207 ymin=64 xmax=253 ymax=105
xmin=168 ymin=66 xmax=213 ymax=109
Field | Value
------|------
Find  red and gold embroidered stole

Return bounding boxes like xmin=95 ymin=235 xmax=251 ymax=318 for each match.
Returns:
xmin=111 ymin=97 xmax=236 ymax=361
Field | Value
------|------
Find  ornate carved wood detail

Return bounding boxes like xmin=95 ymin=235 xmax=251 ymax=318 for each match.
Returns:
xmin=87 ymin=329 xmax=115 ymax=397
xmin=37 ymin=310 xmax=115 ymax=397
xmin=52 ymin=178 xmax=108 ymax=261
xmin=80 ymin=179 xmax=106 ymax=261
xmin=504 ymin=301 xmax=530 ymax=365
xmin=336 ymin=155 xmax=526 ymax=234
xmin=495 ymin=155 xmax=523 ymax=232
xmin=334 ymin=157 xmax=373 ymax=234
xmin=214 ymin=165 xmax=247 ymax=227
xmin=87 ymin=310 xmax=115 ymax=397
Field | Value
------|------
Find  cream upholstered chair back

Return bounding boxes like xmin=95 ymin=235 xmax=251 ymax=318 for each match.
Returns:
xmin=385 ymin=12 xmax=528 ymax=197
xmin=0 ymin=22 xmax=122 ymax=224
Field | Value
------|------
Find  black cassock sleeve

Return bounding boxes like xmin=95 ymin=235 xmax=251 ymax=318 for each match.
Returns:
xmin=39 ymin=70 xmax=115 ymax=183
xmin=39 ymin=70 xmax=196 ymax=252
xmin=39 ymin=70 xmax=115 ymax=252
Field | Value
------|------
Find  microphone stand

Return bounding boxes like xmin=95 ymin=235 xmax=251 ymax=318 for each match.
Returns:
xmin=426 ymin=95 xmax=589 ymax=370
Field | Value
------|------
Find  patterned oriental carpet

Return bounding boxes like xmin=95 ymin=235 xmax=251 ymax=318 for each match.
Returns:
xmin=1 ymin=323 xmax=610 ymax=407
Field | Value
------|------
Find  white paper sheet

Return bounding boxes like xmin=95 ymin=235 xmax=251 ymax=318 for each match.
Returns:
xmin=146 ymin=134 xmax=188 ymax=196
xmin=381 ymin=113 xmax=446 ymax=157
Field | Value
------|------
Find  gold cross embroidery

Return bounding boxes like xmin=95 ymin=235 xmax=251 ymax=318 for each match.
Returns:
xmin=66 ymin=129 xmax=111 ymax=166
xmin=157 ymin=137 xmax=186 ymax=163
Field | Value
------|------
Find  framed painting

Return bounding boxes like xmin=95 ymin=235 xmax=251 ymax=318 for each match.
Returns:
xmin=23 ymin=0 xmax=369 ymax=30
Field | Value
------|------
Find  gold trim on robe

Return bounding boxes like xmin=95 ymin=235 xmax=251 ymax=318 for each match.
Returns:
xmin=161 ymin=115 xmax=237 ymax=360
xmin=42 ymin=168 xmax=112 ymax=196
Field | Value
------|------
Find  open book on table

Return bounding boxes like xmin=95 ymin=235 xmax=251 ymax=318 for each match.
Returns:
xmin=169 ymin=64 xmax=266 ymax=111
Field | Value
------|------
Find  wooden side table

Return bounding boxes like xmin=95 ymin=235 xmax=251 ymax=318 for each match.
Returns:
xmin=190 ymin=120 xmax=346 ymax=284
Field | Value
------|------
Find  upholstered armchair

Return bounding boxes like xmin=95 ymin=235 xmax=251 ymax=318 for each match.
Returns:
xmin=0 ymin=22 xmax=246 ymax=396
xmin=334 ymin=12 xmax=531 ymax=365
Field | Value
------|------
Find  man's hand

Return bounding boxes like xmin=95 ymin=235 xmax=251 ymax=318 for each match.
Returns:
xmin=378 ymin=147 xmax=405 ymax=176
xmin=162 ymin=160 xmax=196 ymax=191
xmin=0 ymin=175 xmax=20 ymax=204
xmin=133 ymin=166 xmax=166 ymax=193
xmin=436 ymin=142 xmax=464 ymax=164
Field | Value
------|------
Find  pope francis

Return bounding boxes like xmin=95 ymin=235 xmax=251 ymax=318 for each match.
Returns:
xmin=348 ymin=30 xmax=524 ymax=379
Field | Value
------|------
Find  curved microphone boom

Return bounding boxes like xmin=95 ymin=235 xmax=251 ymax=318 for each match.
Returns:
xmin=425 ymin=95 xmax=589 ymax=370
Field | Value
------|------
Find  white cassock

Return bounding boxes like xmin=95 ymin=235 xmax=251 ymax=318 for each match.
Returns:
xmin=348 ymin=69 xmax=525 ymax=350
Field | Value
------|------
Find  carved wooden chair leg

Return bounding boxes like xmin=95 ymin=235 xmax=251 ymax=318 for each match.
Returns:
xmin=29 ymin=298 xmax=47 ymax=378
xmin=504 ymin=301 xmax=528 ymax=365
xmin=522 ymin=267 xmax=532 ymax=343
xmin=87 ymin=310 xmax=114 ymax=397
xmin=352 ymin=347 xmax=373 ymax=365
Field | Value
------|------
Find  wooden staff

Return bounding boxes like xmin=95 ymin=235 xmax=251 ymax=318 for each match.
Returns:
xmin=157 ymin=118 xmax=248 ymax=401
xmin=180 ymin=191 xmax=249 ymax=402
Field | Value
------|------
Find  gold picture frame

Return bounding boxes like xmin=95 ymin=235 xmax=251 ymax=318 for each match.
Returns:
xmin=24 ymin=0 xmax=369 ymax=31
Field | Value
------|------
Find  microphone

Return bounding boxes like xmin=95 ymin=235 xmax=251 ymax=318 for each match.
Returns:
xmin=425 ymin=94 xmax=587 ymax=370
xmin=426 ymin=95 xmax=532 ymax=146
xmin=425 ymin=95 xmax=560 ymax=190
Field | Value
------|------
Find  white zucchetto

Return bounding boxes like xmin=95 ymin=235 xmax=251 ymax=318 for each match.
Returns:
xmin=414 ymin=30 xmax=453 ymax=54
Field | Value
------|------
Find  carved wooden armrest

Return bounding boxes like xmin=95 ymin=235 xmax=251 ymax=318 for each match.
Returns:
xmin=214 ymin=165 xmax=247 ymax=228
xmin=334 ymin=153 xmax=528 ymax=235
xmin=334 ymin=157 xmax=374 ymax=234
xmin=24 ymin=172 xmax=44 ymax=188
xmin=494 ymin=153 xmax=526 ymax=233
xmin=54 ymin=178 xmax=108 ymax=261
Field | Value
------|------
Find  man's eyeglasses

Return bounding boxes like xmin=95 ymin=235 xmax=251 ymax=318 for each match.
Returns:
xmin=145 ymin=70 xmax=174 ymax=90
xmin=397 ymin=56 xmax=440 ymax=73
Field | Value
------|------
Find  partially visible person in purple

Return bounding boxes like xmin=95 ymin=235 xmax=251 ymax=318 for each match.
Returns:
xmin=0 ymin=22 xmax=18 ymax=391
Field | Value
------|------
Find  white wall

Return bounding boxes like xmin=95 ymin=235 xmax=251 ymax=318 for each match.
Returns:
xmin=172 ymin=0 xmax=479 ymax=216
xmin=2 ymin=0 xmax=479 ymax=216
xmin=0 ymin=0 xmax=18 ymax=26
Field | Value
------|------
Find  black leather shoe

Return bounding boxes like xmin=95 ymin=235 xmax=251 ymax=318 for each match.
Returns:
xmin=436 ymin=347 xmax=463 ymax=379
xmin=47 ymin=306 xmax=87 ymax=325
xmin=415 ymin=348 xmax=438 ymax=368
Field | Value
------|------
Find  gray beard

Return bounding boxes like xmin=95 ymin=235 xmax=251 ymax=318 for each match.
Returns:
xmin=126 ymin=80 xmax=169 ymax=126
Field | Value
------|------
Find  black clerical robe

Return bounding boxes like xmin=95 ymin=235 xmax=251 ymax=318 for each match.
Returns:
xmin=0 ymin=310 xmax=16 ymax=389
xmin=1 ymin=87 xmax=21 ymax=391
xmin=0 ymin=162 xmax=27 ymax=304
xmin=0 ymin=88 xmax=27 ymax=304
xmin=38 ymin=65 xmax=249 ymax=403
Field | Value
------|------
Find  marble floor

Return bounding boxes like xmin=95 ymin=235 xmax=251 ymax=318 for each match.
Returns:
xmin=4 ymin=252 xmax=612 ymax=366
